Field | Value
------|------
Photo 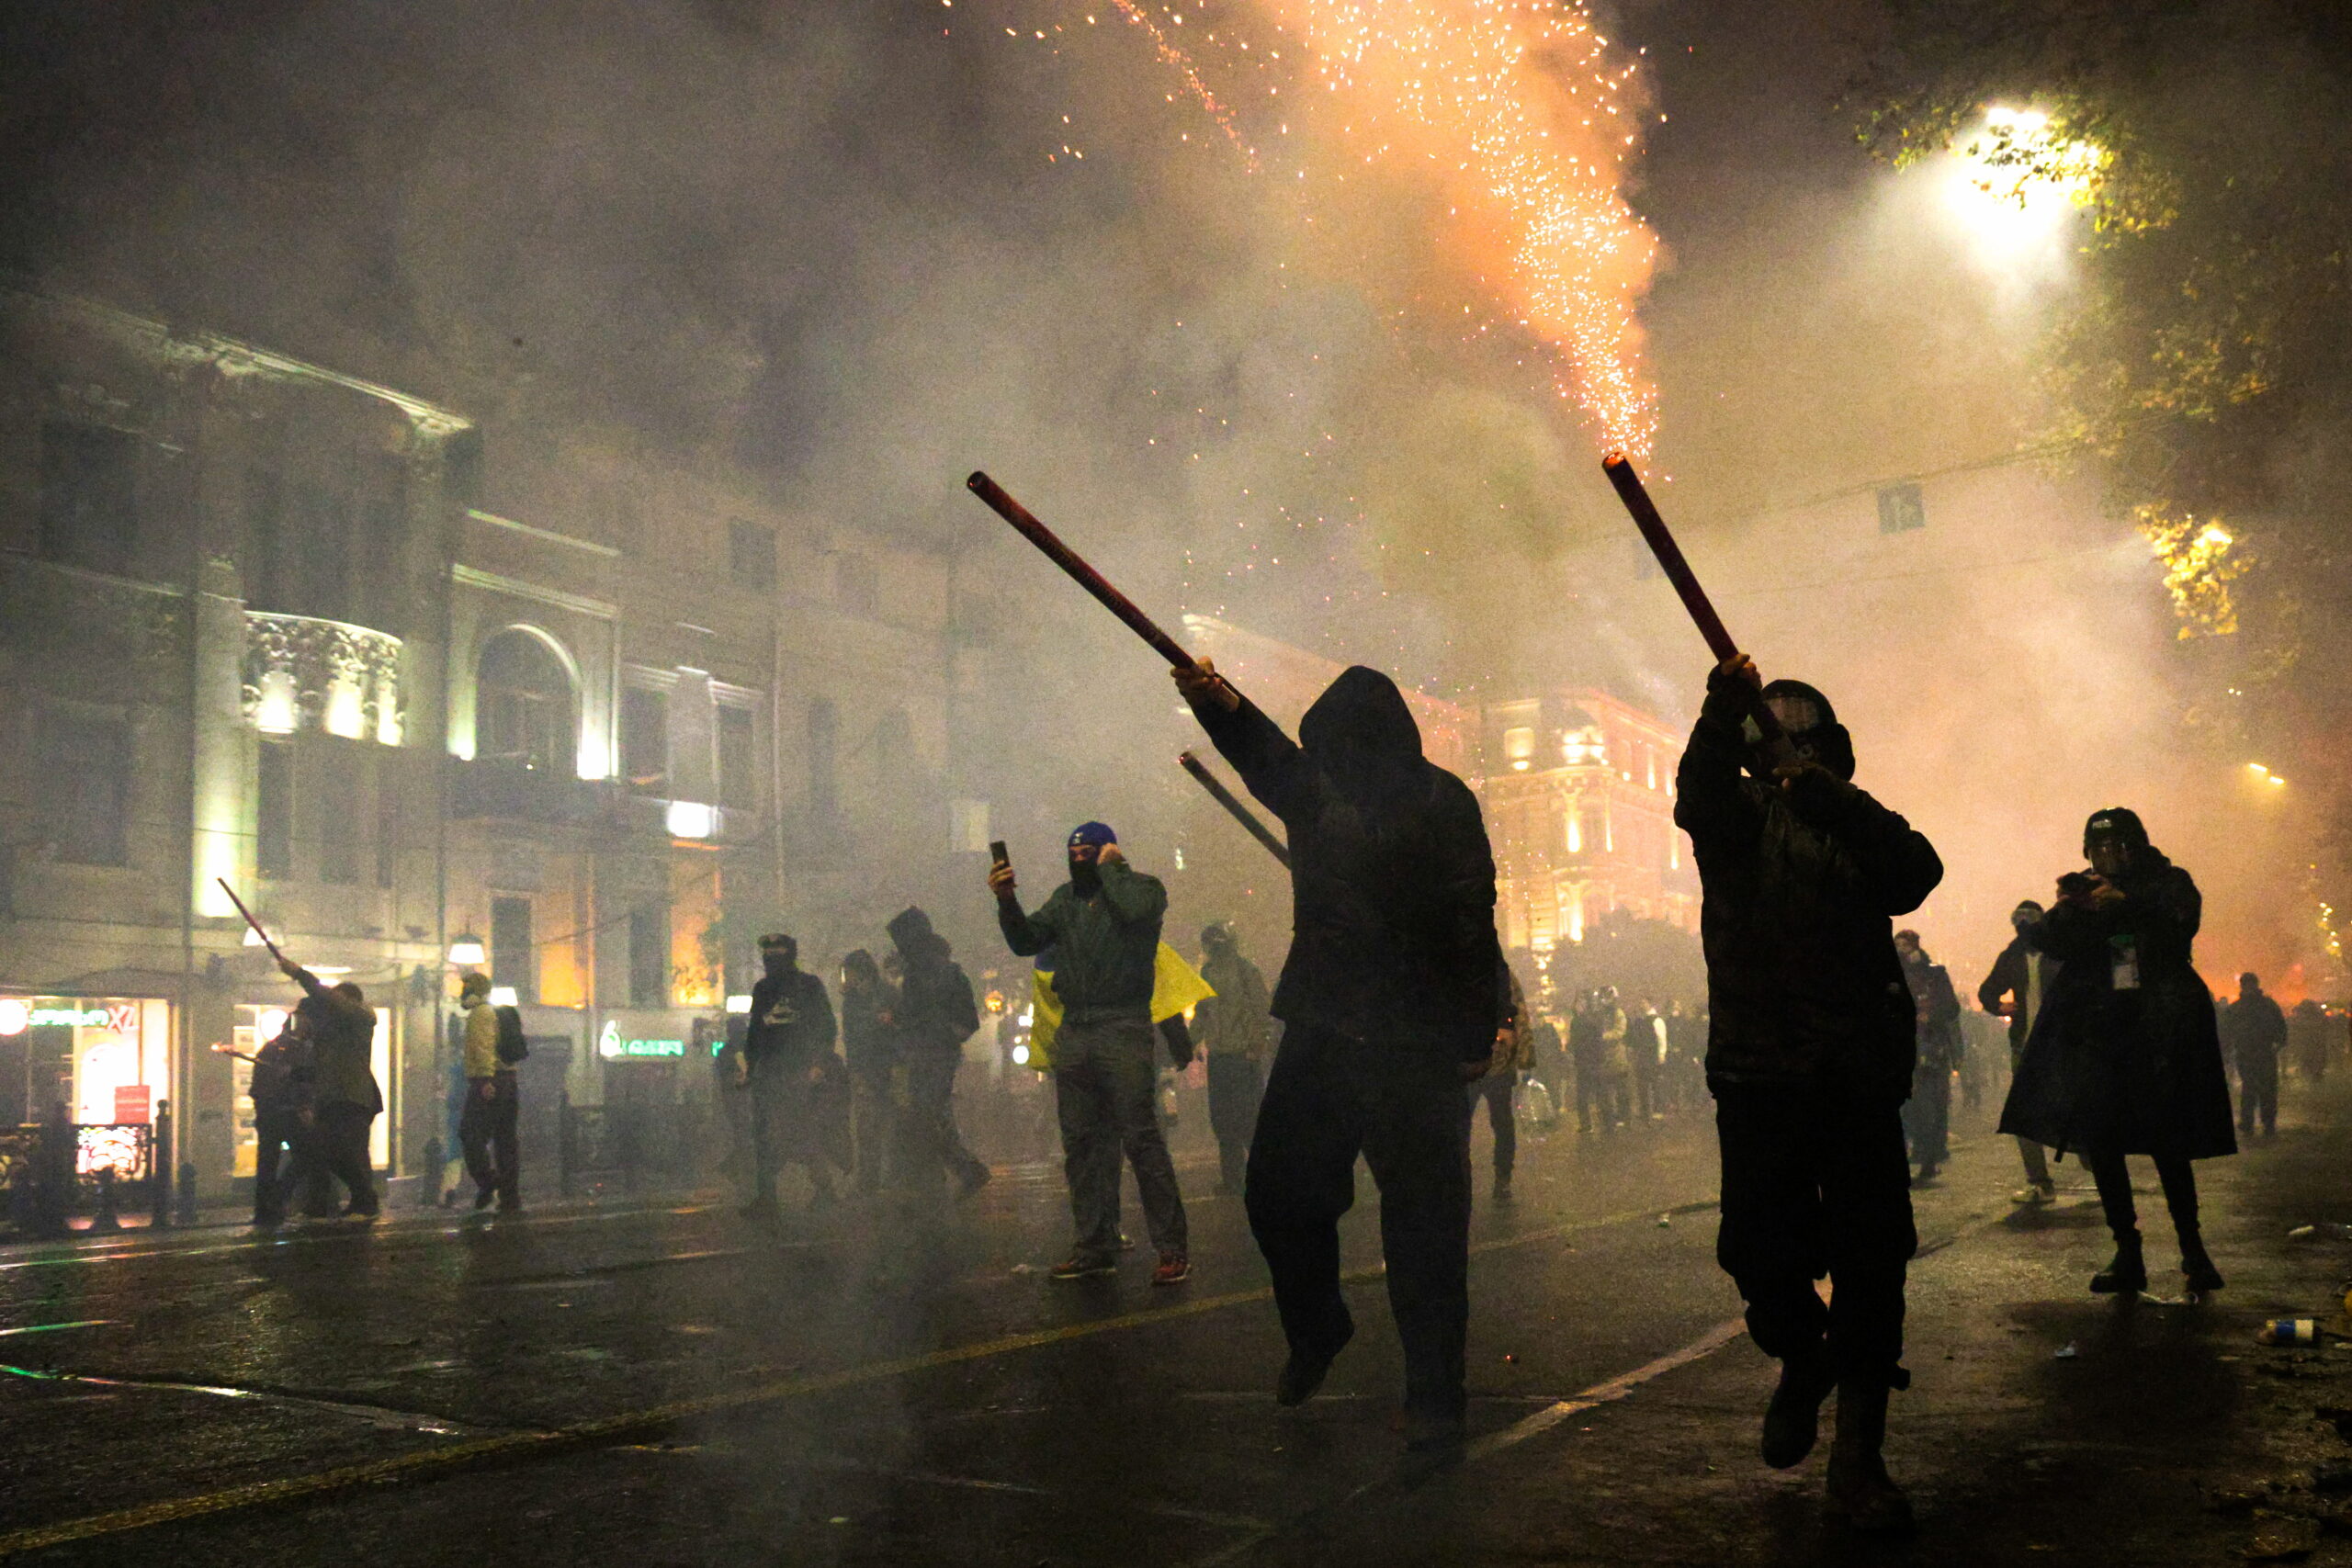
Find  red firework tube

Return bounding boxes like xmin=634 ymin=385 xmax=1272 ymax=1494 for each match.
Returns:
xmin=1601 ymin=452 xmax=1738 ymax=664
xmin=1179 ymin=750 xmax=1292 ymax=868
xmin=967 ymin=471 xmax=1202 ymax=672
xmin=1600 ymin=453 xmax=1796 ymax=761
xmin=215 ymin=877 xmax=285 ymax=961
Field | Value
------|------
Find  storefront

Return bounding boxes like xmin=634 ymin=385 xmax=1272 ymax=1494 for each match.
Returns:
xmin=225 ymin=999 xmax=395 ymax=1175
xmin=0 ymin=994 xmax=173 ymax=1130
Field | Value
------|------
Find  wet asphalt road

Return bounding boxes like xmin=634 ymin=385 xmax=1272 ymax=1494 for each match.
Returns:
xmin=5 ymin=1085 xmax=2351 ymax=1565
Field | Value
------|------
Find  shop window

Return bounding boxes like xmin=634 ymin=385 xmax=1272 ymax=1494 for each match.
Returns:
xmin=257 ymin=740 xmax=294 ymax=878
xmin=622 ymin=685 xmax=669 ymax=796
xmin=807 ymin=698 xmax=838 ymax=822
xmin=729 ymin=519 xmax=776 ymax=592
xmin=718 ymin=704 xmax=758 ymax=815
xmin=39 ymin=420 xmax=140 ymax=578
xmin=477 ymin=629 xmax=576 ymax=774
xmin=39 ymin=709 xmax=131 ymax=866
xmin=628 ymin=908 xmax=669 ymax=1007
xmin=492 ymin=895 xmax=537 ymax=1004
xmin=836 ymin=553 xmax=878 ymax=618
xmin=317 ymin=742 xmax=366 ymax=885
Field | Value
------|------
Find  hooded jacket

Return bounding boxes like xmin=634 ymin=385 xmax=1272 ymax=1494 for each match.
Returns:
xmin=744 ymin=962 xmax=837 ymax=1075
xmin=292 ymin=968 xmax=383 ymax=1113
xmin=1187 ymin=666 xmax=1508 ymax=1060
xmin=1674 ymin=673 xmax=1943 ymax=1100
xmin=888 ymin=907 xmax=981 ymax=1059
xmin=999 ymin=858 xmax=1167 ymax=1026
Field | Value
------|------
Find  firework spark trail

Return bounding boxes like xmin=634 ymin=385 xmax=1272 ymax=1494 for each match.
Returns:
xmin=1271 ymin=0 xmax=1657 ymax=455
xmin=1111 ymin=0 xmax=1262 ymax=172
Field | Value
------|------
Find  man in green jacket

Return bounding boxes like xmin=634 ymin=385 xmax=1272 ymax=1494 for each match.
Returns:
xmin=278 ymin=955 xmax=382 ymax=1219
xmin=992 ymin=822 xmax=1190 ymax=1284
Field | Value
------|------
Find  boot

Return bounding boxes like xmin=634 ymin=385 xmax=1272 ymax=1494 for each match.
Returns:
xmin=1824 ymin=1380 xmax=1915 ymax=1535
xmin=2178 ymin=1228 xmax=2226 ymax=1294
xmin=1760 ymin=1345 xmax=1837 ymax=1469
xmin=2090 ymin=1233 xmax=2147 ymax=1294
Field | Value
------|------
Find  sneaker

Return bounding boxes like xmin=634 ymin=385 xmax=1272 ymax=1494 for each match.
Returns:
xmin=2010 ymin=1183 xmax=2055 ymax=1205
xmin=1049 ymin=1254 xmax=1117 ymax=1280
xmin=1151 ymin=1252 xmax=1192 ymax=1287
xmin=1118 ymin=1232 xmax=1136 ymax=1252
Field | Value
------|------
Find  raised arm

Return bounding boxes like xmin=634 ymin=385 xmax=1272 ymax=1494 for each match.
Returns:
xmin=1184 ymin=687 xmax=1313 ymax=826
xmin=999 ymin=888 xmax=1061 ymax=958
xmin=1095 ymin=856 xmax=1169 ymax=925
xmin=1674 ymin=666 xmax=1767 ymax=851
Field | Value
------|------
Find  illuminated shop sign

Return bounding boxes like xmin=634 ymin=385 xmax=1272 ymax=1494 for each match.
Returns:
xmin=0 ymin=999 xmax=140 ymax=1035
xmin=597 ymin=1020 xmax=684 ymax=1060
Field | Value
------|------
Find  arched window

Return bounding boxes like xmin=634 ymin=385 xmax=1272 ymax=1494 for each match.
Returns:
xmin=476 ymin=628 xmax=575 ymax=774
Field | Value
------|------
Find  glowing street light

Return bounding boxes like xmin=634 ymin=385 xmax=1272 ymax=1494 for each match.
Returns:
xmin=447 ymin=931 xmax=487 ymax=966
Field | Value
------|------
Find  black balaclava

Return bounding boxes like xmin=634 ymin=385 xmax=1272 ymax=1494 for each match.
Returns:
xmin=2082 ymin=807 xmax=2150 ymax=857
xmin=1201 ymin=923 xmax=1234 ymax=954
xmin=760 ymin=933 xmax=797 ymax=977
xmin=1758 ymin=678 xmax=1856 ymax=782
xmin=1067 ymin=821 xmax=1114 ymax=897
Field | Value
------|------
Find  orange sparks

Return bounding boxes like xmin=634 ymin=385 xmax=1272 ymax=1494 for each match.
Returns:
xmin=1111 ymin=0 xmax=1262 ymax=171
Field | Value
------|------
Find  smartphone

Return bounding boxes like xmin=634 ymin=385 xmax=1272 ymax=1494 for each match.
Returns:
xmin=989 ymin=840 xmax=1011 ymax=870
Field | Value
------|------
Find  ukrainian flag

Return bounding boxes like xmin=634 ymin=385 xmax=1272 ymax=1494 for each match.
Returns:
xmin=1025 ymin=944 xmax=1216 ymax=1072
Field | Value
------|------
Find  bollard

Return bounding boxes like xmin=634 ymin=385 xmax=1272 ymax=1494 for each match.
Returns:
xmin=151 ymin=1101 xmax=173 ymax=1229
xmin=33 ymin=1104 xmax=73 ymax=1240
xmin=175 ymin=1160 xmax=199 ymax=1225
xmin=88 ymin=1166 xmax=123 ymax=1234
xmin=420 ymin=1136 xmax=445 ymax=1207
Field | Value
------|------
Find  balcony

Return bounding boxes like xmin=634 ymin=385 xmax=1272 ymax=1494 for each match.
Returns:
xmin=242 ymin=611 xmax=402 ymax=745
xmin=447 ymin=758 xmax=609 ymax=825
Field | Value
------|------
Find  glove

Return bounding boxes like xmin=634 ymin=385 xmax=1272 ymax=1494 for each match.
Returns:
xmin=1773 ymin=760 xmax=1858 ymax=825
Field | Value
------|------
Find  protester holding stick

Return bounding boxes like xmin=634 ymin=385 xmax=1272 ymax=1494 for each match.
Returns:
xmin=275 ymin=955 xmax=383 ymax=1220
xmin=1176 ymin=657 xmax=1509 ymax=1455
xmin=1611 ymin=451 xmax=1941 ymax=1534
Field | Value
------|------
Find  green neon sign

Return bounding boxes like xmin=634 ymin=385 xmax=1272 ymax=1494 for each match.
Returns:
xmin=597 ymin=1021 xmax=684 ymax=1060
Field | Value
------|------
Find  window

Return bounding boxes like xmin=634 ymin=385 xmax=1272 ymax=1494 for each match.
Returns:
xmin=729 ymin=520 xmax=776 ymax=592
xmin=1877 ymin=481 xmax=1927 ymax=535
xmin=622 ymin=686 xmax=669 ymax=796
xmin=39 ymin=709 xmax=130 ymax=865
xmin=39 ymin=421 xmax=139 ymax=577
xmin=477 ymin=630 xmax=576 ymax=774
xmin=628 ymin=908 xmax=669 ymax=1007
xmin=806 ymin=698 xmax=838 ymax=821
xmin=257 ymin=741 xmax=294 ymax=878
xmin=1502 ymin=727 xmax=1535 ymax=772
xmin=292 ymin=482 xmax=350 ymax=622
xmin=835 ymin=553 xmax=878 ymax=617
xmin=317 ymin=743 xmax=365 ymax=885
xmin=718 ymin=705 xmax=758 ymax=815
xmin=492 ymin=895 xmax=537 ymax=1004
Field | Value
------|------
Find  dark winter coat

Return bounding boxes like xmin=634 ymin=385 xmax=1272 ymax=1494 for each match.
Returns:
xmin=1903 ymin=954 xmax=1964 ymax=1074
xmin=999 ymin=859 xmax=1166 ymax=1024
xmin=889 ymin=908 xmax=982 ymax=1060
xmin=1195 ymin=948 xmax=1277 ymax=1060
xmin=2221 ymin=990 xmax=2287 ymax=1068
xmin=1996 ymin=853 xmax=2235 ymax=1160
xmin=838 ymin=984 xmax=898 ymax=1078
xmin=293 ymin=969 xmax=382 ymax=1114
xmin=1673 ymin=686 xmax=1944 ymax=1101
xmin=743 ymin=967 xmax=837 ymax=1076
xmin=1977 ymin=936 xmax=2056 ymax=1055
xmin=1187 ymin=669 xmax=1509 ymax=1062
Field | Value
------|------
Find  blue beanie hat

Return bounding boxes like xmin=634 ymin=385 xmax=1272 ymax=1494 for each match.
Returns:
xmin=1068 ymin=821 xmax=1117 ymax=851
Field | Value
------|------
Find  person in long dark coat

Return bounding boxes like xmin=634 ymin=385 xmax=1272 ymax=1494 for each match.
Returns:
xmin=1176 ymin=658 xmax=1509 ymax=1455
xmin=1998 ymin=807 xmax=2233 ymax=1295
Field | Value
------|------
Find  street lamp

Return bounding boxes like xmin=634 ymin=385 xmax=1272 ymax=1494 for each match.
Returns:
xmin=447 ymin=931 xmax=486 ymax=965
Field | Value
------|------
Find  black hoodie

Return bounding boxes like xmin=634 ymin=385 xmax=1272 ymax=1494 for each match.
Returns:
xmin=1186 ymin=666 xmax=1508 ymax=1060
xmin=888 ymin=906 xmax=981 ymax=1058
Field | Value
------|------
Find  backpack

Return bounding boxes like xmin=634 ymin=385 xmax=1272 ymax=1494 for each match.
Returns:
xmin=494 ymin=1004 xmax=530 ymax=1065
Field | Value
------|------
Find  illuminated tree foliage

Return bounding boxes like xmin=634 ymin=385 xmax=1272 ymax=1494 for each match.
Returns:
xmin=1851 ymin=1 xmax=2352 ymax=964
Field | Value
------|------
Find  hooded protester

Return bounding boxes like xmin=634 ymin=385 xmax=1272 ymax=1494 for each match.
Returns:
xmin=1566 ymin=989 xmax=1606 ymax=1134
xmin=992 ymin=823 xmax=1190 ymax=1284
xmin=1193 ymin=922 xmax=1275 ymax=1194
xmin=1979 ymin=900 xmax=2061 ymax=1202
xmin=277 ymin=957 xmax=383 ymax=1218
xmin=887 ymin=907 xmax=991 ymax=1200
xmin=2289 ymin=997 xmax=2333 ymax=1084
xmin=838 ymin=949 xmax=899 ymax=1192
xmin=1176 ymin=658 xmax=1509 ymax=1454
xmin=1677 ymin=657 xmax=1943 ymax=1534
xmin=741 ymin=932 xmax=840 ymax=1218
xmin=2222 ymin=972 xmax=2287 ymax=1138
xmin=1894 ymin=931 xmax=1962 ymax=1185
xmin=2000 ymin=808 xmax=2233 ymax=1297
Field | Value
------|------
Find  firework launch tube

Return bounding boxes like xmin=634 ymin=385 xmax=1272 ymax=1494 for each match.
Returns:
xmin=1600 ymin=453 xmax=1796 ymax=763
xmin=216 ymin=877 xmax=285 ymax=962
xmin=1179 ymin=750 xmax=1292 ymax=868
xmin=967 ymin=471 xmax=1203 ymax=672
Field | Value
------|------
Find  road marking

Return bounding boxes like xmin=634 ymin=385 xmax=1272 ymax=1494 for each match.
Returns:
xmin=0 ymin=1320 xmax=112 ymax=1338
xmin=0 ymin=1364 xmax=486 ymax=1437
xmin=0 ymin=1196 xmax=1714 ymax=1557
xmin=1463 ymin=1314 xmax=1749 ymax=1460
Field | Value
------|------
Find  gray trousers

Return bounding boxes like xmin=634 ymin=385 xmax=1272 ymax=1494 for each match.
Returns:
xmin=1054 ymin=1013 xmax=1188 ymax=1260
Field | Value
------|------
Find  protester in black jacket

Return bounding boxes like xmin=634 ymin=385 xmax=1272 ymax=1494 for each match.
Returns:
xmin=2223 ymin=972 xmax=2287 ymax=1138
xmin=839 ymin=950 xmax=898 ymax=1193
xmin=888 ymin=907 xmax=991 ymax=1200
xmin=1895 ymin=931 xmax=1962 ymax=1184
xmin=1677 ymin=656 xmax=1942 ymax=1534
xmin=1178 ymin=659 xmax=1508 ymax=1454
xmin=2002 ymin=809 xmax=2233 ymax=1295
xmin=741 ymin=932 xmax=839 ymax=1217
